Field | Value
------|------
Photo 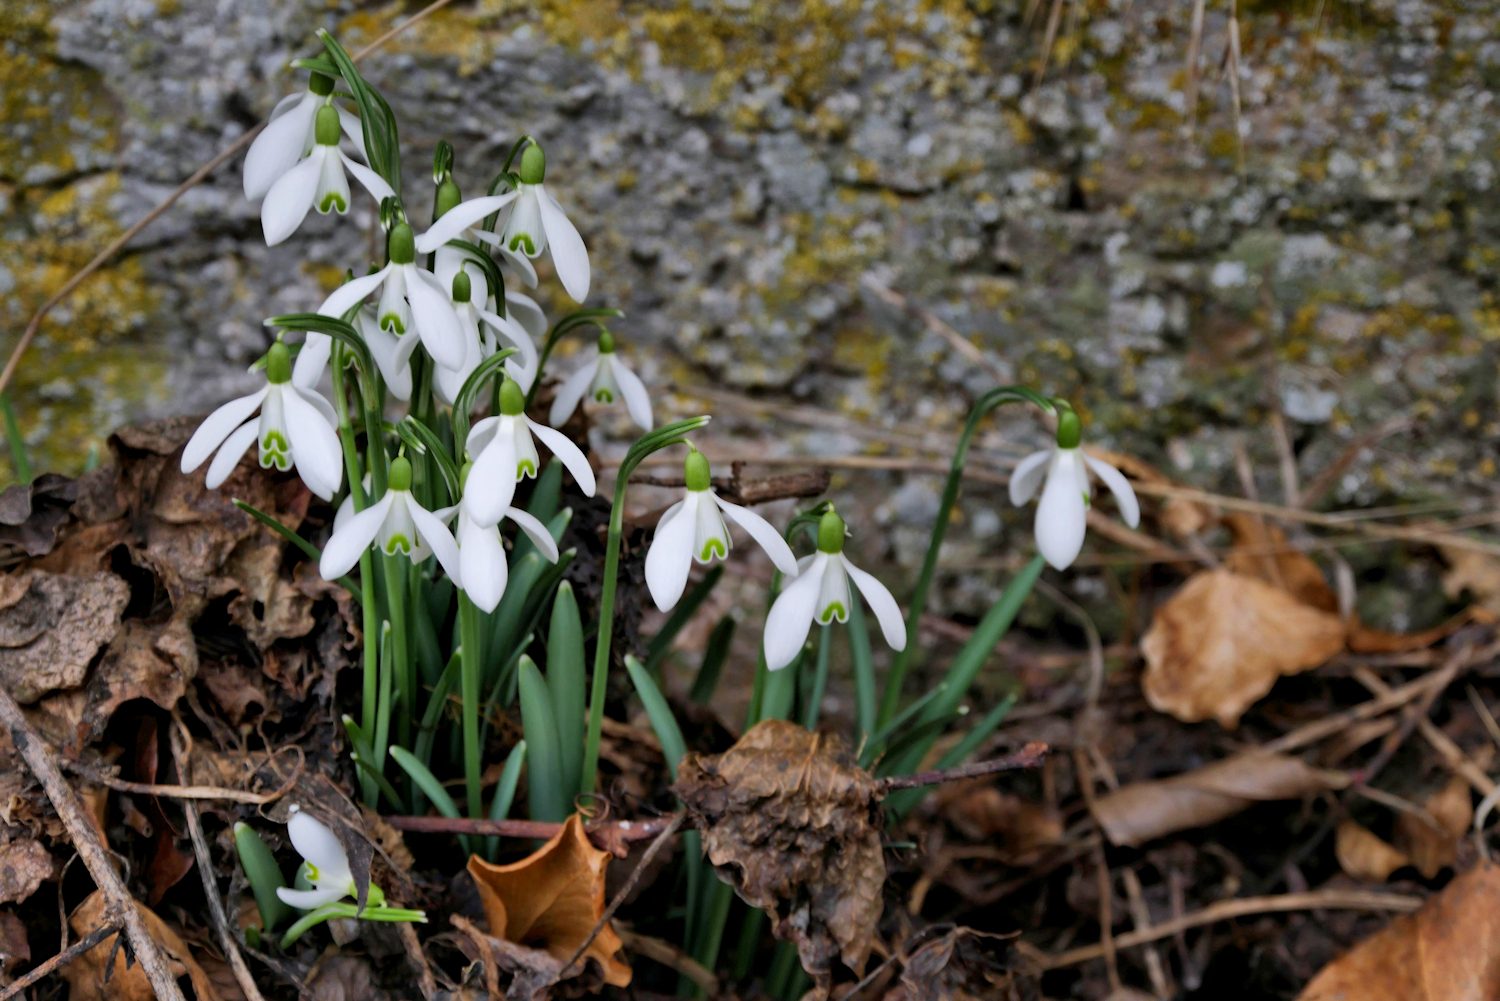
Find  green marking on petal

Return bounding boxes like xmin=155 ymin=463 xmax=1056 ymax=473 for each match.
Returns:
xmin=818 ymin=602 xmax=847 ymax=625
xmin=517 ymin=459 xmax=537 ymax=479
xmin=592 ymin=389 xmax=614 ymax=403
xmin=508 ymin=233 xmax=535 ymax=255
xmin=700 ymin=538 xmax=727 ymax=562
xmin=318 ymin=192 xmax=347 ymax=214
xmin=379 ymin=312 xmax=405 ymax=334
xmin=384 ymin=535 xmax=412 ymax=556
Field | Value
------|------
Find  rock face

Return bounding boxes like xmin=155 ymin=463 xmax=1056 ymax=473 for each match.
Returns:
xmin=4 ymin=0 xmax=1497 ymax=621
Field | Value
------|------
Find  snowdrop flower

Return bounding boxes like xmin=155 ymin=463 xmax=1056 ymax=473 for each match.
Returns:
xmin=315 ymin=193 xmax=518 ymax=370
xmin=260 ymin=106 xmax=393 ymax=246
xmin=453 ymin=465 xmax=561 ymax=612
xmin=494 ymin=144 xmax=590 ymax=303
xmin=243 ymin=73 xmax=367 ymax=201
xmin=275 ymin=806 xmax=357 ymax=909
xmin=432 ymin=177 xmax=539 ymax=290
xmin=463 ymin=378 xmax=595 ymax=527
xmin=319 ymin=457 xmax=463 ymax=584
xmin=293 ymin=303 xmax=419 ymax=401
xmin=1009 ymin=408 xmax=1140 ymax=571
xmin=548 ymin=330 xmax=652 ymax=431
xmin=645 ymin=449 xmax=797 ymax=611
xmin=180 ymin=342 xmax=343 ymax=501
xmin=763 ymin=509 xmax=906 ymax=671
xmin=432 ymin=271 xmax=538 ymax=406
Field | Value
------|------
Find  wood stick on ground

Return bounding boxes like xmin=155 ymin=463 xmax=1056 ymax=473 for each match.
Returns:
xmin=1121 ymin=867 xmax=1171 ymax=999
xmin=63 ymin=752 xmax=302 ymax=804
xmin=0 ymin=0 xmax=457 ymax=398
xmin=449 ymin=914 xmax=503 ymax=997
xmin=1044 ymin=889 xmax=1424 ymax=969
xmin=0 ymin=921 xmax=119 ymax=1001
xmin=397 ymin=920 xmax=439 ymax=1001
xmin=1352 ymin=666 xmax=1498 ymax=797
xmin=877 ymin=741 xmax=1049 ymax=793
xmin=555 ymin=811 xmax=687 ymax=984
xmin=182 ymin=799 xmax=266 ymax=1001
xmin=381 ymin=813 xmax=675 ymax=852
xmin=0 ymin=685 xmax=187 ymax=1001
xmin=615 ymin=927 xmax=719 ymax=996
xmin=1093 ymin=843 xmax=1121 ymax=993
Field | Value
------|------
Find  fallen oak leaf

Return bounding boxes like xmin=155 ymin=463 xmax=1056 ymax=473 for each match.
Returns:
xmin=673 ymin=719 xmax=885 ymax=993
xmin=1141 ymin=568 xmax=1347 ymax=728
xmin=466 ymin=814 xmax=632 ymax=989
xmin=1299 ymin=862 xmax=1500 ymax=1000
xmin=1092 ymin=750 xmax=1347 ymax=848
xmin=62 ymin=889 xmax=222 ymax=1001
xmin=1393 ymin=774 xmax=1473 ymax=880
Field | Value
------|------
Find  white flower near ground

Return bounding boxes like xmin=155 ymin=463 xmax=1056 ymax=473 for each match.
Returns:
xmin=645 ymin=449 xmax=797 ymax=611
xmin=548 ymin=330 xmax=652 ymax=431
xmin=293 ymin=305 xmax=420 ymax=401
xmin=462 ymin=378 xmax=596 ymax=527
xmin=491 ymin=144 xmax=590 ymax=303
xmin=319 ymin=457 xmax=462 ymax=584
xmin=275 ymin=806 xmax=357 ymax=910
xmin=763 ymin=510 xmax=906 ymax=671
xmin=260 ymin=106 xmax=393 ymax=246
xmin=243 ymin=73 xmax=368 ymax=201
xmin=1008 ymin=409 xmax=1140 ymax=571
xmin=180 ymin=342 xmax=342 ymax=501
xmin=453 ymin=501 xmax=560 ymax=613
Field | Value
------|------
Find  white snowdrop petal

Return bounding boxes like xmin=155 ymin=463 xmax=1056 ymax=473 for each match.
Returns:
xmin=244 ymin=95 xmax=316 ymax=200
xmin=458 ymin=516 xmax=508 ymax=613
xmin=286 ymin=810 xmax=351 ymax=883
xmin=320 ymin=494 xmax=394 ymax=580
xmin=525 ymin=419 xmax=596 ymax=497
xmin=505 ymin=507 xmax=560 ymax=563
xmin=415 ymin=193 xmax=520 ymax=254
xmin=538 ymin=187 xmax=590 ymax=302
xmin=714 ymin=497 xmax=799 ymax=576
xmin=282 ymin=387 xmax=344 ymax=501
xmin=764 ymin=553 xmax=828 ymax=671
xmin=181 ymin=387 xmax=269 ymax=474
xmin=276 ymin=885 xmax=349 ymax=910
xmin=609 ymin=355 xmax=653 ymax=431
xmin=841 ymin=556 xmax=907 ymax=652
xmin=204 ymin=422 xmax=259 ymax=490
xmin=644 ymin=495 xmax=698 ymax=612
xmin=1009 ymin=449 xmax=1052 ymax=507
xmin=339 ymin=150 xmax=394 ymax=205
xmin=1085 ymin=454 xmax=1140 ymax=529
xmin=318 ymin=266 xmax=391 ymax=319
xmin=407 ymin=267 xmax=469 ymax=369
xmin=260 ymin=152 xmax=323 ymax=246
xmin=410 ymin=501 xmax=464 ymax=584
xmin=1034 ymin=452 xmax=1088 ymax=570
xmin=548 ymin=356 xmax=598 ymax=427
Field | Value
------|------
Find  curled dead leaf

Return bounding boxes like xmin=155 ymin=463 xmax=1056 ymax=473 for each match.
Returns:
xmin=1393 ymin=775 xmax=1473 ymax=880
xmin=1092 ymin=750 xmax=1346 ymax=848
xmin=1223 ymin=514 xmax=1338 ymax=612
xmin=466 ymin=814 xmax=632 ymax=989
xmin=1336 ymin=820 xmax=1410 ymax=882
xmin=673 ymin=719 xmax=884 ymax=991
xmin=62 ymin=889 xmax=222 ymax=1001
xmin=0 ymin=570 xmax=129 ymax=703
xmin=934 ymin=781 xmax=1063 ymax=866
xmin=889 ymin=927 xmax=1039 ymax=1001
xmin=1141 ymin=569 xmax=1346 ymax=728
xmin=1300 ymin=862 xmax=1500 ymax=1000
xmin=0 ymin=837 xmax=53 ymax=904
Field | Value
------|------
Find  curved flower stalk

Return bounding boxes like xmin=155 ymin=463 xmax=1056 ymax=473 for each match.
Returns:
xmin=548 ymin=330 xmax=652 ymax=431
xmin=243 ymin=72 xmax=368 ymax=201
xmin=315 ymin=194 xmax=518 ymax=370
xmin=463 ymin=378 xmax=595 ymax=527
xmin=319 ymin=457 xmax=462 ymax=584
xmin=764 ymin=509 xmax=906 ymax=671
xmin=492 ymin=143 xmax=590 ymax=303
xmin=261 ymin=106 xmax=393 ymax=246
xmin=645 ymin=448 xmax=796 ymax=611
xmin=1009 ymin=408 xmax=1140 ymax=570
xmin=180 ymin=342 xmax=343 ymax=501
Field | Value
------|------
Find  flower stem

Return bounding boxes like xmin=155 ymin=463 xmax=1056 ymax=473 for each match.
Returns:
xmin=579 ymin=479 xmax=625 ymax=798
xmin=458 ymin=592 xmax=484 ymax=819
xmin=875 ymin=385 xmax=1052 ymax=730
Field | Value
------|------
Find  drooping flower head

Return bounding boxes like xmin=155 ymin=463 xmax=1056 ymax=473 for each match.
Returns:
xmin=260 ymin=106 xmax=393 ymax=246
xmin=243 ymin=72 xmax=368 ymax=201
xmin=495 ymin=143 xmax=590 ymax=303
xmin=548 ymin=330 xmax=653 ymax=431
xmin=645 ymin=448 xmax=797 ymax=611
xmin=462 ymin=377 xmax=596 ymax=528
xmin=275 ymin=806 xmax=357 ymax=910
xmin=763 ymin=509 xmax=906 ymax=671
xmin=1009 ymin=407 xmax=1140 ymax=571
xmin=180 ymin=342 xmax=343 ymax=501
xmin=319 ymin=456 xmax=463 ymax=585
xmin=452 ymin=461 xmax=562 ymax=613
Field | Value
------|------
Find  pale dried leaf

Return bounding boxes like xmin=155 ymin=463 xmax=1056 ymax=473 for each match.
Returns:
xmin=1093 ymin=750 xmax=1345 ymax=847
xmin=1441 ymin=547 xmax=1500 ymax=619
xmin=0 ymin=838 xmax=52 ymax=904
xmin=1299 ymin=862 xmax=1500 ymax=1000
xmin=1141 ymin=569 xmax=1346 ymax=728
xmin=63 ymin=889 xmax=222 ymax=1001
xmin=1393 ymin=775 xmax=1473 ymax=880
xmin=1336 ymin=820 xmax=1410 ymax=882
xmin=934 ymin=782 xmax=1062 ymax=866
xmin=674 ymin=719 xmax=884 ymax=990
xmin=0 ymin=570 xmax=129 ymax=703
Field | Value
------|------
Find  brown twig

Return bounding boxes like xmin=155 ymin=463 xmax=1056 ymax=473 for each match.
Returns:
xmin=859 ymin=278 xmax=1010 ymax=383
xmin=0 ymin=921 xmax=119 ymax=1001
xmin=0 ymin=686 xmax=187 ymax=1001
xmin=182 ymin=799 xmax=266 ymax=1001
xmin=615 ymin=927 xmax=719 ymax=995
xmin=1044 ymin=889 xmax=1424 ymax=968
xmin=62 ymin=747 xmax=303 ymax=804
xmin=556 ymin=811 xmax=688 ymax=984
xmin=877 ymin=742 xmax=1049 ymax=792
xmin=0 ymin=0 xmax=457 ymax=399
xmin=381 ymin=813 xmax=676 ymax=852
xmin=1352 ymin=666 xmax=1499 ymax=797
xmin=1121 ymin=867 xmax=1171 ymax=998
xmin=397 ymin=921 xmax=439 ymax=1001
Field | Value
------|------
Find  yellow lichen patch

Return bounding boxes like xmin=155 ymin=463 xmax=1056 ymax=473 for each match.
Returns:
xmin=337 ymin=5 xmax=501 ymax=76
xmin=0 ymin=0 xmax=118 ymax=183
xmin=758 ymin=212 xmax=884 ymax=313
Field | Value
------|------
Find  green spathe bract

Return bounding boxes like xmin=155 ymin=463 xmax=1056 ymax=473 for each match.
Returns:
xmin=519 ymin=143 xmax=546 ymax=184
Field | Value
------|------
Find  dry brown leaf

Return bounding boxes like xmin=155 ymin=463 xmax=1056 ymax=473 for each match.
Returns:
xmin=1441 ymin=547 xmax=1500 ymax=619
xmin=888 ymin=927 xmax=1039 ymax=1001
xmin=1299 ymin=862 xmax=1500 ymax=1000
xmin=307 ymin=954 xmax=392 ymax=1001
xmin=1223 ymin=514 xmax=1339 ymax=612
xmin=1336 ymin=820 xmax=1410 ymax=882
xmin=1092 ymin=750 xmax=1345 ymax=847
xmin=0 ymin=909 xmax=29 ymax=973
xmin=0 ymin=837 xmax=53 ymax=904
xmin=674 ymin=719 xmax=884 ymax=990
xmin=466 ymin=814 xmax=631 ymax=989
xmin=1393 ymin=775 xmax=1473 ymax=880
xmin=0 ymin=570 xmax=129 ymax=703
xmin=934 ymin=782 xmax=1063 ymax=866
xmin=62 ymin=889 xmax=221 ymax=1001
xmin=1141 ymin=568 xmax=1347 ymax=728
